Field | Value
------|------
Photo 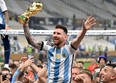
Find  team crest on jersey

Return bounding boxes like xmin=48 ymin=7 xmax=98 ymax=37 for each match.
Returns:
xmin=56 ymin=54 xmax=61 ymax=59
xmin=62 ymin=52 xmax=66 ymax=58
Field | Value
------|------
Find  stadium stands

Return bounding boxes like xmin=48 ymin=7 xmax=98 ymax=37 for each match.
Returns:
xmin=4 ymin=0 xmax=116 ymax=19
xmin=104 ymin=1 xmax=116 ymax=16
xmin=4 ymin=0 xmax=116 ymax=30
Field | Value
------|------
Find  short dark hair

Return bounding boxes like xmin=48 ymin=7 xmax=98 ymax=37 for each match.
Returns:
xmin=9 ymin=63 xmax=17 ymax=69
xmin=80 ymin=69 xmax=93 ymax=81
xmin=55 ymin=25 xmax=68 ymax=34
xmin=106 ymin=63 xmax=116 ymax=68
xmin=77 ymin=61 xmax=84 ymax=65
xmin=37 ymin=64 xmax=43 ymax=68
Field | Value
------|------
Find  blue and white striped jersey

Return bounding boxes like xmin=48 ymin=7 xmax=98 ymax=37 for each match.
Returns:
xmin=42 ymin=41 xmax=76 ymax=83
xmin=0 ymin=0 xmax=7 ymax=25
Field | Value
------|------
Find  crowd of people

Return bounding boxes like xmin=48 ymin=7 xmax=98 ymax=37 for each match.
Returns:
xmin=0 ymin=53 xmax=116 ymax=83
xmin=0 ymin=0 xmax=116 ymax=83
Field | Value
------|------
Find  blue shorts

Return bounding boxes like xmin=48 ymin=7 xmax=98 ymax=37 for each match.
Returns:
xmin=0 ymin=24 xmax=5 ymax=30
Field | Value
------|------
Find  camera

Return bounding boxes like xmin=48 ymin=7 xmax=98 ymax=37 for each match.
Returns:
xmin=2 ymin=74 xmax=7 ymax=81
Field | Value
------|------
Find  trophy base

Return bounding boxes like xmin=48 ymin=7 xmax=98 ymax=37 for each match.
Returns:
xmin=18 ymin=15 xmax=28 ymax=24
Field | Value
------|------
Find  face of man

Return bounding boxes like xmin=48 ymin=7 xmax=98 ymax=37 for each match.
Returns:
xmin=77 ymin=63 xmax=84 ymax=69
xmin=72 ymin=67 xmax=81 ymax=83
xmin=14 ymin=61 xmax=19 ymax=67
xmin=100 ymin=66 xmax=115 ymax=83
xmin=75 ymin=73 xmax=92 ymax=83
xmin=2 ymin=70 xmax=11 ymax=81
xmin=91 ymin=58 xmax=96 ymax=64
xmin=52 ymin=28 xmax=67 ymax=47
xmin=10 ymin=68 xmax=17 ymax=75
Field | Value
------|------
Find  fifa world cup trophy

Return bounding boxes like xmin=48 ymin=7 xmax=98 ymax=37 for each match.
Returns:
xmin=18 ymin=2 xmax=43 ymax=24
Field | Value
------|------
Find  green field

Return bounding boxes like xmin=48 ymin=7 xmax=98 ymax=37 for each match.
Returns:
xmin=84 ymin=61 xmax=91 ymax=68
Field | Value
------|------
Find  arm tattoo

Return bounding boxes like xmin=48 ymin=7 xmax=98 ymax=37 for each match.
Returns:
xmin=23 ymin=25 xmax=41 ymax=49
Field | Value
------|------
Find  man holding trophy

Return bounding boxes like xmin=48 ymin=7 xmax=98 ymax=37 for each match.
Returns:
xmin=20 ymin=1 xmax=96 ymax=83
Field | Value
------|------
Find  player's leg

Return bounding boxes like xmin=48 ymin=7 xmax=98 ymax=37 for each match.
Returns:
xmin=0 ymin=24 xmax=10 ymax=68
xmin=1 ymin=35 xmax=10 ymax=66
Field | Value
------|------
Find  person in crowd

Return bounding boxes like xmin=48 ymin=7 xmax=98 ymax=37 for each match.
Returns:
xmin=13 ymin=60 xmax=20 ymax=67
xmin=22 ymin=16 xmax=96 ymax=82
xmin=98 ymin=55 xmax=107 ymax=68
xmin=72 ymin=66 xmax=82 ymax=83
xmin=11 ymin=57 xmax=37 ymax=83
xmin=11 ymin=56 xmax=48 ymax=83
xmin=29 ymin=59 xmax=47 ymax=83
xmin=1 ymin=67 xmax=11 ymax=83
xmin=93 ymin=66 xmax=101 ymax=83
xmin=9 ymin=63 xmax=18 ymax=76
xmin=25 ymin=66 xmax=38 ymax=82
xmin=14 ymin=57 xmax=47 ymax=83
xmin=74 ymin=70 xmax=94 ymax=83
xmin=11 ymin=57 xmax=28 ymax=83
xmin=91 ymin=54 xmax=107 ymax=82
xmin=0 ymin=0 xmax=11 ymax=68
xmin=99 ymin=63 xmax=116 ymax=83
xmin=88 ymin=57 xmax=98 ymax=74
xmin=76 ymin=61 xmax=85 ymax=69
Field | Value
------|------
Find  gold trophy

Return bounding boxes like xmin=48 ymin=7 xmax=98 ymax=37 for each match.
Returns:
xmin=18 ymin=2 xmax=43 ymax=24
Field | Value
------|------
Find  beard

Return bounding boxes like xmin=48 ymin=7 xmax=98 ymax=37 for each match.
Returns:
xmin=53 ymin=41 xmax=61 ymax=46
xmin=53 ymin=39 xmax=63 ymax=46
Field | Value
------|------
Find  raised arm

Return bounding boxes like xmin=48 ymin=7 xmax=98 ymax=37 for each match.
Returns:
xmin=23 ymin=23 xmax=42 ymax=49
xmin=2 ymin=0 xmax=10 ymax=29
xmin=30 ymin=63 xmax=47 ymax=77
xmin=4 ymin=11 xmax=9 ymax=26
xmin=71 ymin=16 xmax=96 ymax=49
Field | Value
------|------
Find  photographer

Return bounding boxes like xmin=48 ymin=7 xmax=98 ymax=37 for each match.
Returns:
xmin=1 ymin=67 xmax=11 ymax=83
